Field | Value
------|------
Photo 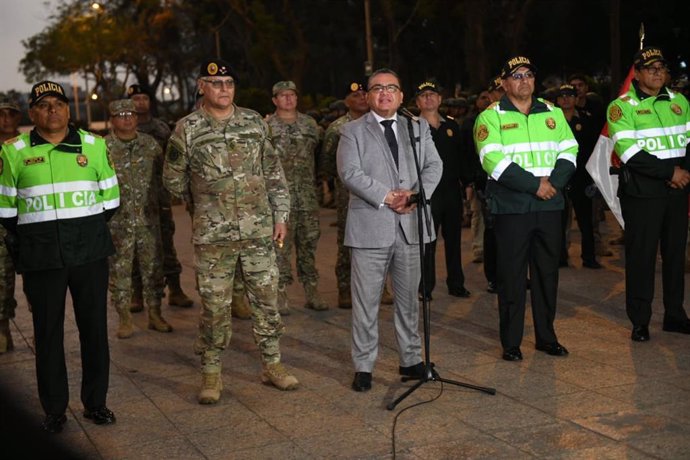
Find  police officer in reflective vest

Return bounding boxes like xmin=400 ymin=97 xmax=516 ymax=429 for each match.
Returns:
xmin=608 ymin=47 xmax=690 ymax=342
xmin=0 ymin=81 xmax=120 ymax=433
xmin=474 ymin=57 xmax=577 ymax=361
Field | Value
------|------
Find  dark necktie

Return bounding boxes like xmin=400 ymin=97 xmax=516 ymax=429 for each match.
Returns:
xmin=380 ymin=119 xmax=398 ymax=168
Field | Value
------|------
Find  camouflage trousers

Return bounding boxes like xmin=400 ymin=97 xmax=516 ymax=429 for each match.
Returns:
xmin=160 ymin=205 xmax=182 ymax=277
xmin=276 ymin=208 xmax=321 ymax=288
xmin=0 ymin=229 xmax=17 ymax=321
xmin=335 ymin=180 xmax=351 ymax=297
xmin=194 ymin=237 xmax=284 ymax=374
xmin=109 ymin=225 xmax=164 ymax=312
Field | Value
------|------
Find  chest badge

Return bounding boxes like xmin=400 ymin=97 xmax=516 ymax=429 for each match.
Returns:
xmin=670 ymin=103 xmax=683 ymax=115
xmin=76 ymin=154 xmax=88 ymax=167
xmin=545 ymin=117 xmax=556 ymax=130
xmin=446 ymin=128 xmax=453 ymax=137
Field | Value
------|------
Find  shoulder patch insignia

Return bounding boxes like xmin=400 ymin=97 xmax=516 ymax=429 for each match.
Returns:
xmin=167 ymin=146 xmax=180 ymax=162
xmin=608 ymin=105 xmax=623 ymax=123
xmin=446 ymin=128 xmax=454 ymax=137
xmin=670 ymin=103 xmax=682 ymax=115
xmin=76 ymin=154 xmax=88 ymax=167
xmin=545 ymin=117 xmax=556 ymax=130
xmin=476 ymin=124 xmax=489 ymax=142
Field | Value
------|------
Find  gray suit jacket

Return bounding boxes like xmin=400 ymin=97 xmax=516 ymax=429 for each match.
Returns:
xmin=337 ymin=112 xmax=443 ymax=248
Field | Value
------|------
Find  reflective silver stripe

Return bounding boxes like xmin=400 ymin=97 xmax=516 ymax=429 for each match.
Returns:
xmin=620 ymin=144 xmax=642 ymax=163
xmin=19 ymin=180 xmax=100 ymax=197
xmin=491 ymin=158 xmax=512 ymax=180
xmin=637 ymin=125 xmax=686 ymax=138
xmin=0 ymin=208 xmax=17 ymax=218
xmin=0 ymin=184 xmax=17 ymax=197
xmin=99 ymin=176 xmax=118 ymax=190
xmin=18 ymin=204 xmax=105 ymax=224
xmin=525 ymin=167 xmax=553 ymax=176
xmin=13 ymin=139 xmax=26 ymax=150
xmin=611 ymin=130 xmax=636 ymax=142
xmin=559 ymin=139 xmax=578 ymax=151
xmin=558 ymin=152 xmax=577 ymax=166
xmin=102 ymin=197 xmax=120 ymax=210
xmin=478 ymin=143 xmax=504 ymax=163
xmin=501 ymin=141 xmax=560 ymax=154
xmin=648 ymin=148 xmax=686 ymax=160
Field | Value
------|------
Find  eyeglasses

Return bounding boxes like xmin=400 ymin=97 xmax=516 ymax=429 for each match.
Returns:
xmin=642 ymin=65 xmax=667 ymax=75
xmin=201 ymin=78 xmax=235 ymax=89
xmin=113 ymin=111 xmax=135 ymax=118
xmin=510 ymin=71 xmax=535 ymax=81
xmin=34 ymin=100 xmax=68 ymax=111
xmin=368 ymin=84 xmax=400 ymax=94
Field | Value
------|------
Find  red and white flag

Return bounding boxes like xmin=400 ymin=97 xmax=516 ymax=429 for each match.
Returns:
xmin=585 ymin=67 xmax=635 ymax=229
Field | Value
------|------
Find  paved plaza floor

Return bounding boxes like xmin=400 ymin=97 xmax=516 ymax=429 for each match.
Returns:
xmin=2 ymin=205 xmax=690 ymax=459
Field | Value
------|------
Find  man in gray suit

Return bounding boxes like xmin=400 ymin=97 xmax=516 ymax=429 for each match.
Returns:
xmin=337 ymin=68 xmax=443 ymax=392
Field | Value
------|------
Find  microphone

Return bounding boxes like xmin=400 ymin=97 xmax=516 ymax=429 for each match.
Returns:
xmin=398 ymin=107 xmax=419 ymax=123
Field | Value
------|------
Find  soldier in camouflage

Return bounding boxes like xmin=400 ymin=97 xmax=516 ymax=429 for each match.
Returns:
xmin=127 ymin=84 xmax=194 ymax=310
xmin=319 ymin=82 xmax=394 ymax=308
xmin=105 ymin=99 xmax=172 ymax=339
xmin=0 ymin=97 xmax=21 ymax=353
xmin=163 ymin=59 xmax=299 ymax=404
xmin=267 ymin=81 xmax=328 ymax=314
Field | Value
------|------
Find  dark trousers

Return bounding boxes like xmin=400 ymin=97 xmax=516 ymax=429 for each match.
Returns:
xmin=22 ymin=258 xmax=110 ymax=416
xmin=621 ymin=194 xmax=688 ymax=326
xmin=494 ymin=211 xmax=561 ymax=349
xmin=483 ymin=219 xmax=497 ymax=284
xmin=569 ymin=187 xmax=596 ymax=264
xmin=422 ymin=190 xmax=465 ymax=294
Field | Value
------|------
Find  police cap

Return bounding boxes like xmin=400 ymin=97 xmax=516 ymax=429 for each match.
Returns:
xmin=415 ymin=80 xmax=441 ymax=97
xmin=633 ymin=46 xmax=666 ymax=69
xmin=29 ymin=80 xmax=69 ymax=107
xmin=500 ymin=56 xmax=537 ymax=79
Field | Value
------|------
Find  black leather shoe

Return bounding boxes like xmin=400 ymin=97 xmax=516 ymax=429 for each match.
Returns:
xmin=83 ymin=406 xmax=116 ymax=425
xmin=487 ymin=282 xmax=497 ymax=294
xmin=399 ymin=362 xmax=425 ymax=379
xmin=42 ymin=414 xmax=66 ymax=433
xmin=631 ymin=326 xmax=650 ymax=342
xmin=449 ymin=287 xmax=471 ymax=298
xmin=418 ymin=292 xmax=432 ymax=302
xmin=662 ymin=319 xmax=690 ymax=334
xmin=502 ymin=347 xmax=522 ymax=361
xmin=535 ymin=342 xmax=569 ymax=356
xmin=582 ymin=260 xmax=602 ymax=269
xmin=351 ymin=372 xmax=372 ymax=392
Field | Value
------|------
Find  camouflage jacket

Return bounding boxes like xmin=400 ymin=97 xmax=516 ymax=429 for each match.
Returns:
xmin=163 ymin=105 xmax=290 ymax=245
xmin=319 ymin=112 xmax=355 ymax=180
xmin=105 ymin=132 xmax=163 ymax=228
xmin=137 ymin=117 xmax=171 ymax=150
xmin=267 ymin=112 xmax=321 ymax=210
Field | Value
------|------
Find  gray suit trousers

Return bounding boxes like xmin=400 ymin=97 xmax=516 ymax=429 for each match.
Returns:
xmin=351 ymin=225 xmax=423 ymax=372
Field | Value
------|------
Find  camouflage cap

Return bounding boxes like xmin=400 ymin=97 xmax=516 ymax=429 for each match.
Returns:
xmin=109 ymin=99 xmax=136 ymax=115
xmin=127 ymin=84 xmax=150 ymax=98
xmin=634 ymin=46 xmax=666 ymax=69
xmin=415 ymin=80 xmax=441 ymax=96
xmin=0 ymin=97 xmax=21 ymax=112
xmin=500 ymin=56 xmax=537 ymax=79
xmin=199 ymin=59 xmax=239 ymax=82
xmin=28 ymin=80 xmax=69 ymax=107
xmin=272 ymin=81 xmax=298 ymax=96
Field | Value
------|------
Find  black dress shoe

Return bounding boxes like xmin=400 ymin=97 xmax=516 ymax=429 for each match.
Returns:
xmin=486 ymin=282 xmax=497 ymax=294
xmin=535 ymin=342 xmax=569 ymax=356
xmin=399 ymin=362 xmax=425 ymax=379
xmin=631 ymin=326 xmax=650 ymax=342
xmin=83 ymin=406 xmax=116 ymax=425
xmin=418 ymin=292 xmax=432 ymax=302
xmin=662 ymin=318 xmax=690 ymax=334
xmin=351 ymin=372 xmax=372 ymax=392
xmin=42 ymin=414 xmax=67 ymax=433
xmin=449 ymin=287 xmax=471 ymax=298
xmin=582 ymin=260 xmax=602 ymax=269
xmin=502 ymin=347 xmax=523 ymax=361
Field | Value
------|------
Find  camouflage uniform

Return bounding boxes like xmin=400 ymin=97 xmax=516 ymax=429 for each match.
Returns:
xmin=320 ymin=113 xmax=354 ymax=298
xmin=0 ymin=225 xmax=17 ymax=321
xmin=105 ymin=132 xmax=165 ymax=313
xmin=267 ymin=113 xmax=322 ymax=292
xmin=163 ymin=105 xmax=290 ymax=374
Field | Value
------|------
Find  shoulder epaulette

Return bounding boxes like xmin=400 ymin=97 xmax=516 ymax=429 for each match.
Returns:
xmin=446 ymin=115 xmax=455 ymax=120
xmin=3 ymin=135 xmax=20 ymax=145
xmin=619 ymin=95 xmax=631 ymax=102
xmin=487 ymin=102 xmax=499 ymax=110
xmin=543 ymin=99 xmax=555 ymax=107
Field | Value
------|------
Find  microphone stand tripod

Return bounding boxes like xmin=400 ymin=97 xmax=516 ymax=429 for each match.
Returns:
xmin=387 ymin=113 xmax=495 ymax=411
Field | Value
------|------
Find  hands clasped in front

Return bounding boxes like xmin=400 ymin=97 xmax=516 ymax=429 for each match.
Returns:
xmin=535 ymin=177 xmax=557 ymax=201
xmin=384 ymin=189 xmax=417 ymax=214
xmin=668 ymin=166 xmax=690 ymax=189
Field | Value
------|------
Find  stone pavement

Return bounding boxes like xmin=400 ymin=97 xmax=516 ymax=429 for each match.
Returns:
xmin=2 ymin=205 xmax=690 ymax=459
